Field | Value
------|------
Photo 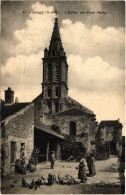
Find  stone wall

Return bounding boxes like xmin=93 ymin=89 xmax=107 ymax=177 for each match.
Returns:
xmin=89 ymin=120 xmax=97 ymax=152
xmin=100 ymin=126 xmax=122 ymax=143
xmin=100 ymin=127 xmax=113 ymax=142
xmin=34 ymin=97 xmax=43 ymax=119
xmin=53 ymin=115 xmax=93 ymax=153
xmin=53 ymin=115 xmax=89 ymax=135
xmin=98 ymin=124 xmax=122 ymax=156
xmin=1 ymin=104 xmax=34 ymax=175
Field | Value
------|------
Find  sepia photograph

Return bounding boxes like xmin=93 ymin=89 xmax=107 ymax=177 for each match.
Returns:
xmin=1 ymin=0 xmax=125 ymax=194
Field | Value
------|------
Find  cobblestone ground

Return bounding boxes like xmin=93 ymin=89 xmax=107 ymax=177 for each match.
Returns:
xmin=1 ymin=155 xmax=125 ymax=194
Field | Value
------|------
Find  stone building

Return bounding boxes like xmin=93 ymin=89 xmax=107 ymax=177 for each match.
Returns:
xmin=1 ymin=88 xmax=34 ymax=175
xmin=33 ymin=18 xmax=97 ymax=154
xmin=1 ymin=87 xmax=64 ymax=175
xmin=98 ymin=120 xmax=123 ymax=156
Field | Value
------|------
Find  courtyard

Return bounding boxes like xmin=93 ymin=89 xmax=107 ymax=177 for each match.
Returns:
xmin=1 ymin=155 xmax=125 ymax=194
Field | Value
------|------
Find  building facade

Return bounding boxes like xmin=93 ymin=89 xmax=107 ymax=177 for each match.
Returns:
xmin=98 ymin=120 xmax=123 ymax=156
xmin=1 ymin=88 xmax=34 ymax=175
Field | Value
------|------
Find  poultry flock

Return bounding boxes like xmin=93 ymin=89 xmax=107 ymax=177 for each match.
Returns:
xmin=22 ymin=173 xmax=80 ymax=190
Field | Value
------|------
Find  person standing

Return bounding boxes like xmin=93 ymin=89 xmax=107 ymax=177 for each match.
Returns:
xmin=78 ymin=154 xmax=87 ymax=183
xmin=87 ymin=153 xmax=91 ymax=175
xmin=89 ymin=154 xmax=96 ymax=176
xmin=50 ymin=151 xmax=55 ymax=169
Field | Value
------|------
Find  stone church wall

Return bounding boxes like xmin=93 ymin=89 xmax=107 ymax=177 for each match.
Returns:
xmin=53 ymin=115 xmax=92 ymax=152
xmin=53 ymin=115 xmax=89 ymax=135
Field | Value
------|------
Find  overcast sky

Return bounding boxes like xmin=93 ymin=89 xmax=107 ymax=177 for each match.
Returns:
xmin=1 ymin=1 xmax=125 ymax=135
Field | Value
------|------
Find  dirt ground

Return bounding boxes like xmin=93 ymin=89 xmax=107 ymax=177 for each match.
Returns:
xmin=1 ymin=155 xmax=125 ymax=194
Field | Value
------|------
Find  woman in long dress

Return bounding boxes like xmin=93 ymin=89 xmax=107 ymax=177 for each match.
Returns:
xmin=78 ymin=155 xmax=87 ymax=182
xmin=89 ymin=154 xmax=96 ymax=176
xmin=50 ymin=151 xmax=55 ymax=169
xmin=87 ymin=153 xmax=91 ymax=175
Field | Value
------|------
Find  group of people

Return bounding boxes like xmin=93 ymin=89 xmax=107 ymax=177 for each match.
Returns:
xmin=78 ymin=153 xmax=96 ymax=183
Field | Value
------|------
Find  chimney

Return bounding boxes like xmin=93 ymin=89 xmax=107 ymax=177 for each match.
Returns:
xmin=5 ymin=87 xmax=14 ymax=104
xmin=15 ymin=97 xmax=19 ymax=103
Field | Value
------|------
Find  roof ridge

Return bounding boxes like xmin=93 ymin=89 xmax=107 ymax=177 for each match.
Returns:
xmin=32 ymin=93 xmax=42 ymax=102
xmin=66 ymin=96 xmax=94 ymax=114
xmin=52 ymin=106 xmax=85 ymax=116
xmin=101 ymin=120 xmax=118 ymax=122
xmin=52 ymin=106 xmax=75 ymax=116
xmin=1 ymin=103 xmax=33 ymax=122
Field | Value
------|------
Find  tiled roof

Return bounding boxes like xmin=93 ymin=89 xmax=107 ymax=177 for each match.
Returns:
xmin=52 ymin=107 xmax=92 ymax=117
xmin=34 ymin=118 xmax=64 ymax=139
xmin=1 ymin=103 xmax=31 ymax=121
xmin=98 ymin=120 xmax=123 ymax=128
xmin=66 ymin=96 xmax=94 ymax=115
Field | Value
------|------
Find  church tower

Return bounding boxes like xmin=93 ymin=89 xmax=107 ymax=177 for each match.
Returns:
xmin=42 ymin=18 xmax=68 ymax=114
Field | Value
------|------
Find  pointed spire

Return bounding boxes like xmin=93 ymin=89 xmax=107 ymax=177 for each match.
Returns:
xmin=48 ymin=18 xmax=65 ymax=57
xmin=51 ymin=18 xmax=61 ymax=41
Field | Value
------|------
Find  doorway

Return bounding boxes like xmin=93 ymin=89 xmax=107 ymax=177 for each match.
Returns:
xmin=69 ymin=121 xmax=76 ymax=136
xmin=10 ymin=141 xmax=17 ymax=163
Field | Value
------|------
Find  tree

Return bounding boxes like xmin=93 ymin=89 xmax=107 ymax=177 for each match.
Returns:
xmin=61 ymin=135 xmax=86 ymax=161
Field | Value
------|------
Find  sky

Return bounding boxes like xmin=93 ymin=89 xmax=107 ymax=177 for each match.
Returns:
xmin=1 ymin=1 xmax=125 ymax=135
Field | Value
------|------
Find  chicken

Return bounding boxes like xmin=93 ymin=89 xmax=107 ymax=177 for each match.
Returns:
xmin=58 ymin=174 xmax=64 ymax=184
xmin=47 ymin=174 xmax=56 ymax=186
xmin=34 ymin=185 xmax=38 ymax=190
xmin=29 ymin=179 xmax=35 ymax=189
xmin=41 ymin=176 xmax=46 ymax=181
xmin=22 ymin=178 xmax=30 ymax=188
xmin=35 ymin=178 xmax=42 ymax=187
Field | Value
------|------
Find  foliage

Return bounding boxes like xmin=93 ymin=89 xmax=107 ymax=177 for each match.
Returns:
xmin=95 ymin=128 xmax=109 ymax=156
xmin=61 ymin=135 xmax=86 ymax=161
xmin=112 ymin=127 xmax=122 ymax=142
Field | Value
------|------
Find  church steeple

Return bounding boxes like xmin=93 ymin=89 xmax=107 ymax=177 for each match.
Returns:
xmin=49 ymin=18 xmax=63 ymax=51
xmin=42 ymin=18 xmax=68 ymax=114
xmin=50 ymin=18 xmax=61 ymax=43
xmin=44 ymin=18 xmax=66 ymax=58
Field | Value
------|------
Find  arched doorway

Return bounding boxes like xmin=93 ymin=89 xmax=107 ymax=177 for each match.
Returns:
xmin=69 ymin=121 xmax=76 ymax=135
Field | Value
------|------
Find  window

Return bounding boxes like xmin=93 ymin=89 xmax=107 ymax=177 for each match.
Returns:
xmin=47 ymin=64 xmax=51 ymax=82
xmin=10 ymin=141 xmax=17 ymax=163
xmin=60 ymin=104 xmax=62 ymax=111
xmin=55 ymin=102 xmax=59 ymax=113
xmin=55 ymin=87 xmax=59 ymax=96
xmin=52 ymin=51 xmax=55 ymax=56
xmin=55 ymin=64 xmax=59 ymax=81
xmin=69 ymin=121 xmax=76 ymax=136
xmin=48 ymin=88 xmax=51 ymax=97
xmin=20 ymin=143 xmax=25 ymax=159
xmin=48 ymin=102 xmax=51 ymax=113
